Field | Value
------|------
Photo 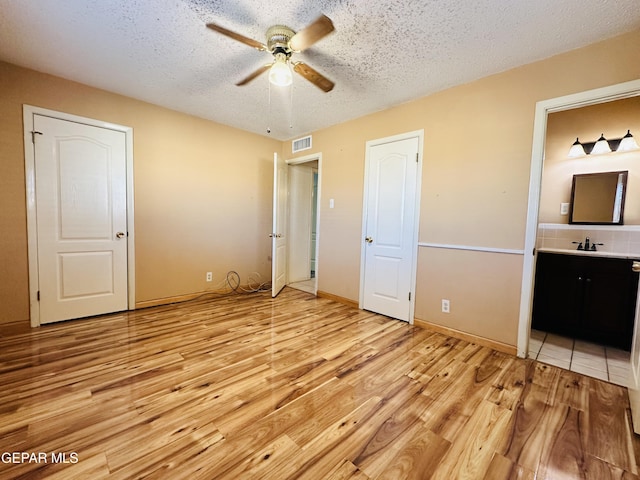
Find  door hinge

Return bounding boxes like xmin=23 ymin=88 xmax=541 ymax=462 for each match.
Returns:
xmin=31 ymin=131 xmax=43 ymax=143
xmin=37 ymin=291 xmax=40 ymax=301
xmin=408 ymin=292 xmax=411 ymax=301
xmin=416 ymin=153 xmax=419 ymax=163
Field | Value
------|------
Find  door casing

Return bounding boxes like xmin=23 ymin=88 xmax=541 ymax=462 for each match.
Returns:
xmin=359 ymin=130 xmax=424 ymax=324
xmin=287 ymin=162 xmax=317 ymax=284
xmin=23 ymin=105 xmax=135 ymax=327
xmin=286 ymin=152 xmax=322 ymax=294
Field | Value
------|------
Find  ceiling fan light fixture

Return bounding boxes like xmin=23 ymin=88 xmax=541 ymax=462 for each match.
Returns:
xmin=269 ymin=54 xmax=292 ymax=87
xmin=207 ymin=14 xmax=335 ymax=92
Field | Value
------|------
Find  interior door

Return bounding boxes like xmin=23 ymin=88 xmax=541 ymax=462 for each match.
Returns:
xmin=361 ymin=136 xmax=419 ymax=321
xmin=34 ymin=114 xmax=128 ymax=324
xmin=271 ymin=152 xmax=288 ymax=297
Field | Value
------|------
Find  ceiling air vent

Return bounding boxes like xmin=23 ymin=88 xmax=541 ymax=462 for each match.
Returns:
xmin=292 ymin=135 xmax=312 ymax=153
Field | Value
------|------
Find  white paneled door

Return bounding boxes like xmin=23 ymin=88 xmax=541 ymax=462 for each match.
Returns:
xmin=34 ymin=115 xmax=129 ymax=324
xmin=271 ymin=152 xmax=288 ymax=297
xmin=361 ymin=134 xmax=421 ymax=322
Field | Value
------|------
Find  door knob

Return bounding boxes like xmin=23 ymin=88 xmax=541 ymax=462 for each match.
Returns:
xmin=115 ymin=232 xmax=126 ymax=239
xmin=365 ymin=236 xmax=373 ymax=244
xmin=633 ymin=261 xmax=640 ymax=273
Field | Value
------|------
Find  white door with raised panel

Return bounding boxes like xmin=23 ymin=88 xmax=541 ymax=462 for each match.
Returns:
xmin=361 ymin=134 xmax=421 ymax=322
xmin=271 ymin=152 xmax=288 ymax=297
xmin=34 ymin=114 xmax=128 ymax=324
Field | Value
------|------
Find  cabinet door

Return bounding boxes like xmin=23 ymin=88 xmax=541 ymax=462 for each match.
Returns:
xmin=580 ymin=256 xmax=638 ymax=350
xmin=532 ymin=253 xmax=582 ymax=336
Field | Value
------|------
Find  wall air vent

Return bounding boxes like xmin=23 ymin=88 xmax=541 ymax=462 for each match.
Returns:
xmin=292 ymin=135 xmax=312 ymax=153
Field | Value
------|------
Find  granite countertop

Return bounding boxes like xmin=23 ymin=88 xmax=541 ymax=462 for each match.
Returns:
xmin=537 ymin=247 xmax=640 ymax=260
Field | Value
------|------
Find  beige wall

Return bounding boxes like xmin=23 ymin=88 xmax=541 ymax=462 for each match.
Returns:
xmin=540 ymin=97 xmax=640 ymax=224
xmin=0 ymin=61 xmax=280 ymax=325
xmin=2 ymin=29 xmax=639 ymax=349
xmin=290 ymin=30 xmax=640 ymax=346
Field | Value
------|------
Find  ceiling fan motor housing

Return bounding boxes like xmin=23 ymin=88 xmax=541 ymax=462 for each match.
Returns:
xmin=266 ymin=25 xmax=295 ymax=53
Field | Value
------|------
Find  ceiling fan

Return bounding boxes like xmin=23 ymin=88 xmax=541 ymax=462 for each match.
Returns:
xmin=206 ymin=14 xmax=335 ymax=92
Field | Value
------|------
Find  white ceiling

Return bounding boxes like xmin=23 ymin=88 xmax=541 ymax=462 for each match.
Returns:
xmin=1 ymin=0 xmax=639 ymax=140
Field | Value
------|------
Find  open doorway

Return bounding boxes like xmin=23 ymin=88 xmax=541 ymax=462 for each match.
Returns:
xmin=527 ymin=95 xmax=640 ymax=386
xmin=518 ymin=80 xmax=640 ymax=361
xmin=287 ymin=154 xmax=321 ymax=295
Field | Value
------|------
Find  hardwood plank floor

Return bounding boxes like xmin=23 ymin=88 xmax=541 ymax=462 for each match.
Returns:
xmin=0 ymin=287 xmax=637 ymax=479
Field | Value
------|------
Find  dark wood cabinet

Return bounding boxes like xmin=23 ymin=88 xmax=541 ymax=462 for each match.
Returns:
xmin=532 ymin=252 xmax=639 ymax=350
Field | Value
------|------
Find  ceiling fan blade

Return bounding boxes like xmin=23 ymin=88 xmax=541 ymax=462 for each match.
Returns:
xmin=206 ymin=22 xmax=267 ymax=51
xmin=289 ymin=14 xmax=335 ymax=52
xmin=293 ymin=62 xmax=334 ymax=92
xmin=236 ymin=63 xmax=273 ymax=86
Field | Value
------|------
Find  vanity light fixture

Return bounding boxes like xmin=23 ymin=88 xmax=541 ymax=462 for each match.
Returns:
xmin=619 ymin=129 xmax=640 ymax=152
xmin=568 ymin=138 xmax=587 ymax=158
xmin=591 ymin=133 xmax=611 ymax=155
xmin=567 ymin=130 xmax=640 ymax=158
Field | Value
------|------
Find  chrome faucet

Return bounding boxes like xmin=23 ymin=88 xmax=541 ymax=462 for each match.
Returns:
xmin=584 ymin=237 xmax=590 ymax=251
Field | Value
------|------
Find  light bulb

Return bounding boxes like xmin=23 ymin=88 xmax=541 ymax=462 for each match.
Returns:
xmin=591 ymin=133 xmax=611 ymax=155
xmin=568 ymin=138 xmax=585 ymax=158
xmin=618 ymin=130 xmax=640 ymax=152
xmin=269 ymin=57 xmax=292 ymax=87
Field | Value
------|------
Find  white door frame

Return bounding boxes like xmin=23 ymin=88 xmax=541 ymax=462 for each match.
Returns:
xmin=286 ymin=152 xmax=322 ymax=293
xmin=517 ymin=79 xmax=640 ymax=358
xmin=23 ymin=105 xmax=136 ymax=327
xmin=359 ymin=130 xmax=424 ymax=324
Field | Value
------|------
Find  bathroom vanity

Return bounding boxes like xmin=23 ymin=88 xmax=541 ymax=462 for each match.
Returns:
xmin=532 ymin=249 xmax=640 ymax=350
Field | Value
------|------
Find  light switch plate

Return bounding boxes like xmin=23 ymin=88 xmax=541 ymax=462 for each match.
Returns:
xmin=560 ymin=203 xmax=570 ymax=215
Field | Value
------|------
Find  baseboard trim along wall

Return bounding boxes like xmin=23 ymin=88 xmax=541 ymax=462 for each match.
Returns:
xmin=135 ymin=293 xmax=202 ymax=309
xmin=135 ymin=286 xmax=257 ymax=309
xmin=413 ymin=317 xmax=517 ymax=356
xmin=136 ymin=288 xmax=517 ymax=357
xmin=316 ymin=290 xmax=359 ymax=309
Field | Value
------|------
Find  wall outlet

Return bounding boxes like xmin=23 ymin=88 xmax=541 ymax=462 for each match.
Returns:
xmin=441 ymin=299 xmax=450 ymax=313
xmin=206 ymin=272 xmax=213 ymax=282
xmin=560 ymin=202 xmax=570 ymax=215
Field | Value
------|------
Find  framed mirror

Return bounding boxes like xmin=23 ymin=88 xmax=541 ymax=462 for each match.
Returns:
xmin=569 ymin=170 xmax=628 ymax=224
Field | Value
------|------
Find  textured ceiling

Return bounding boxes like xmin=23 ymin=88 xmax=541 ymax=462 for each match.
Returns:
xmin=1 ymin=0 xmax=639 ymax=140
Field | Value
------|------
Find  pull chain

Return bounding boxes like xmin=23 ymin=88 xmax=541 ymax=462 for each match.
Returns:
xmin=289 ymin=81 xmax=293 ymax=130
xmin=266 ymin=81 xmax=272 ymax=134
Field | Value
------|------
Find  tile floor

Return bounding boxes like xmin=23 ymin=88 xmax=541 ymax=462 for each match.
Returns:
xmin=529 ymin=329 xmax=631 ymax=387
xmin=287 ymin=278 xmax=317 ymax=295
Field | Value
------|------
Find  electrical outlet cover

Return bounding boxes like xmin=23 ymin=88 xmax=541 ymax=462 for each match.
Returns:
xmin=441 ymin=299 xmax=450 ymax=313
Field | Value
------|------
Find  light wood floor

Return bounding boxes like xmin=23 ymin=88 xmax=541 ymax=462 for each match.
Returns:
xmin=0 ymin=287 xmax=638 ymax=479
